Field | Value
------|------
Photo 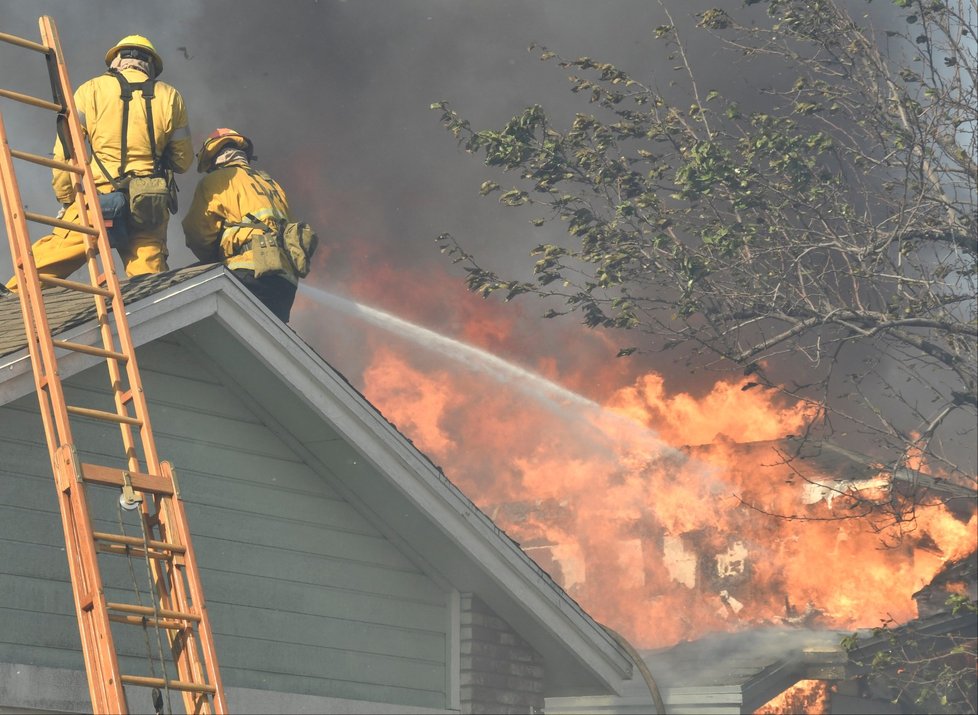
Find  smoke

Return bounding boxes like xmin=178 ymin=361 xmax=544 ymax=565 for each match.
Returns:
xmin=0 ymin=0 xmax=771 ymax=392
xmin=3 ymin=0 xmax=890 ymax=396
xmin=640 ymin=626 xmax=846 ymax=686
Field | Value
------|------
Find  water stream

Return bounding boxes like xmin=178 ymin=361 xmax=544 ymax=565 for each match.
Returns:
xmin=298 ymin=284 xmax=677 ymax=452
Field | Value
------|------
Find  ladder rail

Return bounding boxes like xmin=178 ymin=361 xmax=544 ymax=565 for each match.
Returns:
xmin=0 ymin=112 xmax=72 ymax=457
xmin=54 ymin=445 xmax=127 ymax=712
xmin=37 ymin=17 xmax=153 ymax=478
xmin=161 ymin=461 xmax=228 ymax=712
xmin=2 ymin=104 xmax=126 ymax=707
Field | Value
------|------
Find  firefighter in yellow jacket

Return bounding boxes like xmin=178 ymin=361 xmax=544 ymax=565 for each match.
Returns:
xmin=182 ymin=128 xmax=300 ymax=322
xmin=4 ymin=35 xmax=192 ymax=291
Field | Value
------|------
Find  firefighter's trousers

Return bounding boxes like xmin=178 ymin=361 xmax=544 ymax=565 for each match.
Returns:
xmin=5 ymin=201 xmax=169 ymax=291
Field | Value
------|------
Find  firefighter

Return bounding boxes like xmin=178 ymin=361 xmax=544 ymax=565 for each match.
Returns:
xmin=4 ymin=35 xmax=193 ymax=291
xmin=182 ymin=128 xmax=310 ymax=323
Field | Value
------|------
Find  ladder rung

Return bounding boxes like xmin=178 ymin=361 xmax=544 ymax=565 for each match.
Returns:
xmin=93 ymin=531 xmax=186 ymax=554
xmin=52 ymin=339 xmax=128 ymax=362
xmin=10 ymin=148 xmax=83 ymax=174
xmin=98 ymin=543 xmax=173 ymax=561
xmin=0 ymin=87 xmax=61 ymax=113
xmin=39 ymin=275 xmax=114 ymax=297
xmin=109 ymin=613 xmax=187 ymax=630
xmin=120 ymin=674 xmax=216 ymax=695
xmin=107 ymin=602 xmax=201 ymax=623
xmin=66 ymin=405 xmax=142 ymax=426
xmin=0 ymin=31 xmax=51 ymax=54
xmin=24 ymin=210 xmax=99 ymax=236
xmin=80 ymin=463 xmax=174 ymax=496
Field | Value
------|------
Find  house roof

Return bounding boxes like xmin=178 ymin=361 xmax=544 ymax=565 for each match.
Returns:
xmin=642 ymin=628 xmax=846 ymax=712
xmin=0 ymin=266 xmax=634 ymax=698
xmin=0 ymin=263 xmax=218 ymax=358
xmin=547 ymin=627 xmax=848 ymax=714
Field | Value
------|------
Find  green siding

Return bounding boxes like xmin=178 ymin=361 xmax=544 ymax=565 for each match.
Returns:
xmin=0 ymin=338 xmax=449 ymax=709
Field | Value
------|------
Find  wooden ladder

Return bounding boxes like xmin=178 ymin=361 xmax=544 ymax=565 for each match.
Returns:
xmin=0 ymin=17 xmax=227 ymax=714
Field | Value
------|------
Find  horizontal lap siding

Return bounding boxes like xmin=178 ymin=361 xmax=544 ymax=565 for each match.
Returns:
xmin=0 ymin=339 xmax=448 ymax=709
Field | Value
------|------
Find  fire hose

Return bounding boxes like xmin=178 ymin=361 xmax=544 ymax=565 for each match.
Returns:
xmin=605 ymin=627 xmax=667 ymax=715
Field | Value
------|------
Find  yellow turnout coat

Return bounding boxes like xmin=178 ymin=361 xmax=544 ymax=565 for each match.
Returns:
xmin=182 ymin=160 xmax=294 ymax=282
xmin=5 ymin=68 xmax=192 ymax=290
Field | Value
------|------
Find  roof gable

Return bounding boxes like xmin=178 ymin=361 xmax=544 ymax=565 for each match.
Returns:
xmin=0 ymin=266 xmax=633 ymax=696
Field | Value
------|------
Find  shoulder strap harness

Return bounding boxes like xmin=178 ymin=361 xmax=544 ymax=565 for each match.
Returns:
xmin=91 ymin=69 xmax=160 ymax=188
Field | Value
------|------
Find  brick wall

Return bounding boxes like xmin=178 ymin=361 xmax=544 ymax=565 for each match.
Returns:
xmin=460 ymin=594 xmax=545 ymax=714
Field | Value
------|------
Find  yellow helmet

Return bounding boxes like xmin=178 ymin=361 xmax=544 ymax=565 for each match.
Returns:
xmin=196 ymin=128 xmax=255 ymax=173
xmin=105 ymin=35 xmax=163 ymax=77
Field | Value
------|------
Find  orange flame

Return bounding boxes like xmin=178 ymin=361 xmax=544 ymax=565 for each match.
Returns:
xmin=605 ymin=372 xmax=814 ymax=445
xmin=330 ymin=259 xmax=978 ymax=651
xmin=756 ymin=680 xmax=833 ymax=714
xmin=357 ymin=338 xmax=977 ymax=649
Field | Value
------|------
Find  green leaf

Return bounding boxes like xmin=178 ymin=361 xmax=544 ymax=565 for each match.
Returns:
xmin=499 ymin=188 xmax=529 ymax=206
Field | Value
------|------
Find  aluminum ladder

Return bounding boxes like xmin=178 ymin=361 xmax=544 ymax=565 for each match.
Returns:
xmin=0 ymin=16 xmax=227 ymax=714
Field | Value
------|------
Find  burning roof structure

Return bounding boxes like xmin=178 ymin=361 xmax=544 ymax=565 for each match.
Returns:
xmin=317 ymin=281 xmax=976 ymax=712
xmin=408 ymin=410 xmax=976 ymax=651
xmin=479 ymin=434 xmax=976 ymax=713
xmin=280 ymin=243 xmax=977 ymax=712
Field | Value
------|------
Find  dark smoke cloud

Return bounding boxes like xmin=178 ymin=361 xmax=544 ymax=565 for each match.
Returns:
xmin=0 ymin=0 xmax=912 ymax=405
xmin=0 ymin=0 xmax=697 ymax=383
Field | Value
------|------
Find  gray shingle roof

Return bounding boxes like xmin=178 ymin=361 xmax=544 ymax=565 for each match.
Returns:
xmin=640 ymin=628 xmax=844 ymax=688
xmin=0 ymin=264 xmax=220 ymax=358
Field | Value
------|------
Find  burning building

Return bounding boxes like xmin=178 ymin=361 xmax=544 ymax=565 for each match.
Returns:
xmin=481 ymin=437 xmax=976 ymax=645
xmin=0 ymin=261 xmax=973 ymax=714
xmin=3 ymin=264 xmax=966 ymax=714
xmin=490 ymin=437 xmax=977 ymax=713
xmin=333 ymin=292 xmax=977 ymax=713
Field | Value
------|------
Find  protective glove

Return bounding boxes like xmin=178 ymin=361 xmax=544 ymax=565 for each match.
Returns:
xmin=56 ymin=203 xmax=71 ymax=220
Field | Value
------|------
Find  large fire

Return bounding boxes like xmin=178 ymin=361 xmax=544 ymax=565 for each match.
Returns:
xmin=301 ymin=261 xmax=977 ymax=653
xmin=361 ymin=341 xmax=976 ymax=648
